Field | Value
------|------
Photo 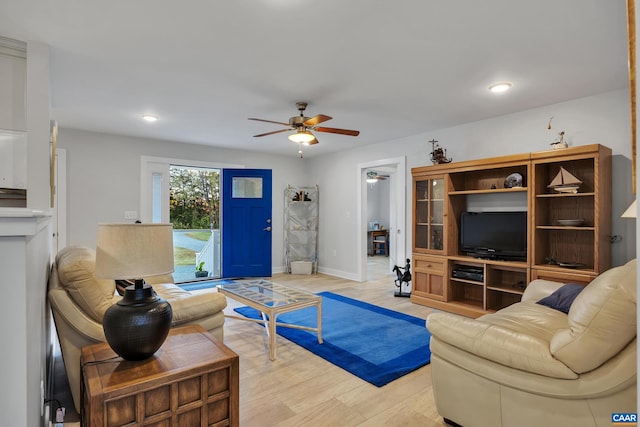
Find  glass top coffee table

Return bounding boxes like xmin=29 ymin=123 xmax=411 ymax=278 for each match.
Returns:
xmin=217 ymin=279 xmax=322 ymax=360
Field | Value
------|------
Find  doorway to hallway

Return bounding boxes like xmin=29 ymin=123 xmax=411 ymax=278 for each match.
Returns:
xmin=357 ymin=156 xmax=407 ymax=282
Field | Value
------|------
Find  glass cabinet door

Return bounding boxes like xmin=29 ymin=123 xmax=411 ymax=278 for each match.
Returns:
xmin=414 ymin=177 xmax=444 ymax=252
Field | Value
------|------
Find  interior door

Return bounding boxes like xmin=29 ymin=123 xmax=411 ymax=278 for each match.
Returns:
xmin=222 ymin=169 xmax=272 ymax=277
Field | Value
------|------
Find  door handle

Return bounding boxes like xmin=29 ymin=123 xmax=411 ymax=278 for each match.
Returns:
xmin=264 ymin=226 xmax=272 ymax=232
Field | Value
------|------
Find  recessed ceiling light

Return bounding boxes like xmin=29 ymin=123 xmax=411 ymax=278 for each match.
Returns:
xmin=488 ymin=82 xmax=512 ymax=93
xmin=141 ymin=114 xmax=158 ymax=122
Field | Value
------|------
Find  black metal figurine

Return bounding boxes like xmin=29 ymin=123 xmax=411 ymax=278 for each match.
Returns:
xmin=393 ymin=258 xmax=412 ymax=297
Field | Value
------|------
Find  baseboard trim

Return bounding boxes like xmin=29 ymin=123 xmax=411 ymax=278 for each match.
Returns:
xmin=317 ymin=266 xmax=360 ymax=281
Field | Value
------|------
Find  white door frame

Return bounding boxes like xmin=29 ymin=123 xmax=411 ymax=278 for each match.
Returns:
xmin=356 ymin=156 xmax=406 ymax=282
xmin=53 ymin=148 xmax=67 ymax=253
xmin=140 ymin=156 xmax=242 ymax=223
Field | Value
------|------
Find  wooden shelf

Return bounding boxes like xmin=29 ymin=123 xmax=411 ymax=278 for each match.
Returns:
xmin=536 ymin=192 xmax=595 ymax=198
xmin=486 ymin=285 xmax=525 ymax=295
xmin=449 ymin=187 xmax=527 ymax=196
xmin=536 ymin=226 xmax=595 ymax=231
xmin=450 ymin=277 xmax=482 ymax=286
xmin=411 ymin=144 xmax=611 ymax=318
xmin=449 ymin=298 xmax=483 ymax=308
xmin=532 ymin=263 xmax=595 ymax=274
xmin=447 ymin=255 xmax=527 ymax=269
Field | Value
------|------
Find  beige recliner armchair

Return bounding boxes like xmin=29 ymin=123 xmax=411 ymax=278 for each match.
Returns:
xmin=48 ymin=245 xmax=228 ymax=413
xmin=427 ymin=259 xmax=636 ymax=427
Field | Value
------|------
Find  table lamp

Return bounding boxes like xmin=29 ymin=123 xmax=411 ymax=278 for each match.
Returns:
xmin=95 ymin=223 xmax=174 ymax=360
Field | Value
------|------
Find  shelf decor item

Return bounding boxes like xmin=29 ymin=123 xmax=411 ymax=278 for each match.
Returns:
xmin=550 ymin=131 xmax=569 ymax=150
xmin=95 ymin=223 xmax=174 ymax=360
xmin=548 ymin=166 xmax=582 ymax=193
xmin=504 ymin=172 xmax=523 ymax=188
xmin=429 ymin=139 xmax=452 ymax=164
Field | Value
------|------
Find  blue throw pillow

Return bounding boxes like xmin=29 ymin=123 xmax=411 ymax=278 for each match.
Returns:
xmin=536 ymin=283 xmax=584 ymax=314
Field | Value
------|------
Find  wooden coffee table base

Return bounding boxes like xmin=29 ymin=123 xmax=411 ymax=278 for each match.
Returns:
xmin=218 ymin=280 xmax=323 ymax=361
xmin=224 ymin=306 xmax=323 ymax=361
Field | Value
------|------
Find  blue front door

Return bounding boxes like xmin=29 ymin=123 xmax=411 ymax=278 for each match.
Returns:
xmin=221 ymin=169 xmax=272 ymax=277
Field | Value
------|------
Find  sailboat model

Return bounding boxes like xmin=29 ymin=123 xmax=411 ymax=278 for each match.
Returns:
xmin=548 ymin=166 xmax=582 ymax=193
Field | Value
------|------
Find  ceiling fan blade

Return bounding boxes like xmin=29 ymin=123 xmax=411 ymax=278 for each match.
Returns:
xmin=253 ymin=128 xmax=291 ymax=137
xmin=304 ymin=114 xmax=332 ymax=126
xmin=248 ymin=118 xmax=291 ymax=126
xmin=314 ymin=126 xmax=360 ymax=136
xmin=307 ymin=137 xmax=319 ymax=145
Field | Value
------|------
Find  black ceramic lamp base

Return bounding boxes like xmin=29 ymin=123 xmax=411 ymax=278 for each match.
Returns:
xmin=103 ymin=280 xmax=173 ymax=361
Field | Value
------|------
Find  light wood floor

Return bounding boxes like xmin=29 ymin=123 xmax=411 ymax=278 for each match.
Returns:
xmin=221 ymin=256 xmax=446 ymax=427
xmin=54 ymin=257 xmax=446 ymax=427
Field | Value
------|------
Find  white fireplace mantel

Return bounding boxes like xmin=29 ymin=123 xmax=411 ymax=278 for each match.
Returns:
xmin=0 ymin=207 xmax=51 ymax=236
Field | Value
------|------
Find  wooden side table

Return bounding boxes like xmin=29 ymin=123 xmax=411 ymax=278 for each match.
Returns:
xmin=369 ymin=229 xmax=389 ymax=256
xmin=81 ymin=325 xmax=239 ymax=427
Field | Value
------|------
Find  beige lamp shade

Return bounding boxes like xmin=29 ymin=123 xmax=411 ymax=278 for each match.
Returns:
xmin=621 ymin=200 xmax=637 ymax=218
xmin=95 ymin=223 xmax=174 ymax=279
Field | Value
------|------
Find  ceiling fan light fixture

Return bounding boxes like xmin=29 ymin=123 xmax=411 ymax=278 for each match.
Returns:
xmin=141 ymin=114 xmax=158 ymax=122
xmin=488 ymin=82 xmax=512 ymax=93
xmin=366 ymin=171 xmax=378 ymax=183
xmin=288 ymin=130 xmax=315 ymax=144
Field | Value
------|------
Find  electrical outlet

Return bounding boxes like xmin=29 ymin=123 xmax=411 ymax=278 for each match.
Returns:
xmin=56 ymin=407 xmax=65 ymax=423
xmin=124 ymin=210 xmax=137 ymax=219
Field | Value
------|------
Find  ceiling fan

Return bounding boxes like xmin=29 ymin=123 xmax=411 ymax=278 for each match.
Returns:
xmin=249 ymin=102 xmax=360 ymax=146
xmin=367 ymin=171 xmax=389 ymax=183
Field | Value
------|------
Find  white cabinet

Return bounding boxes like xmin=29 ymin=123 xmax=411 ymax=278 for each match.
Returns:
xmin=0 ymin=130 xmax=27 ymax=189
xmin=0 ymin=38 xmax=27 ymax=132
xmin=0 ymin=37 xmax=27 ymax=192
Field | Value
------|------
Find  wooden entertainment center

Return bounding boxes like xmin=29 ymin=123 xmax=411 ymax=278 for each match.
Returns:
xmin=411 ymin=144 xmax=612 ymax=318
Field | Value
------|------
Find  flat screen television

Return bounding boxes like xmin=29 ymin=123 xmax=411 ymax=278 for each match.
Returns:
xmin=460 ymin=211 xmax=527 ymax=261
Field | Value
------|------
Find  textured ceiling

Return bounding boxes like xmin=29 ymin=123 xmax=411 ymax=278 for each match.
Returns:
xmin=0 ymin=0 xmax=630 ymax=157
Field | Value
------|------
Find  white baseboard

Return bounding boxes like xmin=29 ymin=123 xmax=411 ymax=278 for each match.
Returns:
xmin=317 ymin=266 xmax=361 ymax=282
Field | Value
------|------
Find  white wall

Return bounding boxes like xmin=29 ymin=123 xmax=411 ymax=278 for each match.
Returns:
xmin=309 ymin=89 xmax=636 ymax=279
xmin=58 ymin=128 xmax=310 ymax=272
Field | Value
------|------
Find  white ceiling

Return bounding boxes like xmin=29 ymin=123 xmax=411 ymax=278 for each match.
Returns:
xmin=0 ymin=0 xmax=631 ymax=158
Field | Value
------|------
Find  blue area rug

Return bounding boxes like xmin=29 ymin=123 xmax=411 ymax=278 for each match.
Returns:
xmin=179 ymin=279 xmax=235 ymax=291
xmin=234 ymin=291 xmax=431 ymax=387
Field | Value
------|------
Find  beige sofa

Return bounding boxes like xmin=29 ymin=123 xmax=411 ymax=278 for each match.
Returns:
xmin=427 ymin=259 xmax=637 ymax=427
xmin=48 ymin=245 xmax=228 ymax=412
